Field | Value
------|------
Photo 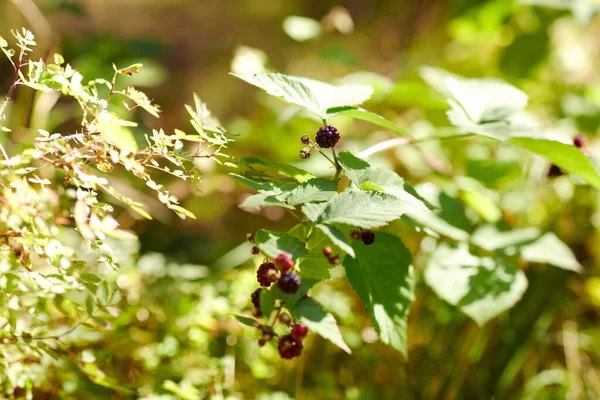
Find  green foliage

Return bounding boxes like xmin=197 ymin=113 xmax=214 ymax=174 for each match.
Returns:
xmin=2 ymin=0 xmax=600 ymax=397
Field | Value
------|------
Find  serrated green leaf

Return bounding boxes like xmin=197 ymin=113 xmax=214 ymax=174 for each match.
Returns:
xmin=297 ymin=251 xmax=334 ymax=280
xmin=286 ymin=178 xmax=338 ymax=205
xmin=301 ymin=202 xmax=328 ymax=222
xmin=232 ymin=72 xmax=372 ymax=119
xmin=327 ymin=106 xmax=413 ymax=137
xmin=317 ymin=191 xmax=410 ymax=229
xmin=292 ymin=297 xmax=351 ymax=354
xmin=510 ymin=137 xmax=600 ymax=189
xmin=337 ymin=152 xmax=428 ymax=211
xmin=425 ymin=244 xmax=528 ymax=326
xmin=343 ymin=233 xmax=414 ymax=356
xmin=520 ymin=233 xmax=582 ymax=272
xmin=316 ymin=224 xmax=354 ymax=257
xmin=255 ymin=230 xmax=308 ymax=260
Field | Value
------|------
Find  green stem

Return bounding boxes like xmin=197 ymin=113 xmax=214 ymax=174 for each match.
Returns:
xmin=332 ymin=147 xmax=342 ymax=181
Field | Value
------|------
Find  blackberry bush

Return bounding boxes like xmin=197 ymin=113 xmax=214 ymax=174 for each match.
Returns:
xmin=232 ymin=67 xmax=585 ymax=365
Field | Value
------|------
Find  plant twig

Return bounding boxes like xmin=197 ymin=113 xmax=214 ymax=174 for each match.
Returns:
xmin=0 ymin=48 xmax=27 ymax=160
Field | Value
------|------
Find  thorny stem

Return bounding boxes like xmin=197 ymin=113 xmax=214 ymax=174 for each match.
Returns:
xmin=0 ymin=48 xmax=26 ymax=160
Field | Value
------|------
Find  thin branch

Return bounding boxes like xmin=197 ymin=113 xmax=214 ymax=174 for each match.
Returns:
xmin=332 ymin=147 xmax=342 ymax=181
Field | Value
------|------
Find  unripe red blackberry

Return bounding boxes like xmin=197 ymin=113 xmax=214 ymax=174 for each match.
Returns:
xmin=251 ymin=288 xmax=262 ymax=315
xmin=257 ymin=262 xmax=279 ymax=287
xmin=251 ymin=246 xmax=260 ymax=255
xmin=322 ymin=246 xmax=333 ymax=257
xmin=277 ymin=334 xmax=303 ymax=359
xmin=290 ymin=323 xmax=309 ymax=341
xmin=278 ymin=271 xmax=301 ymax=293
xmin=274 ymin=253 xmax=294 ymax=272
xmin=275 ymin=253 xmax=294 ymax=271
xmin=362 ymin=231 xmax=375 ymax=245
xmin=547 ymin=164 xmax=565 ymax=178
xmin=301 ymin=135 xmax=311 ymax=145
xmin=315 ymin=125 xmax=340 ymax=148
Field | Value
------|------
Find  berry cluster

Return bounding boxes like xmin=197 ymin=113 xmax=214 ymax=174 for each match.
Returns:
xmin=350 ymin=229 xmax=376 ymax=245
xmin=278 ymin=323 xmax=309 ymax=359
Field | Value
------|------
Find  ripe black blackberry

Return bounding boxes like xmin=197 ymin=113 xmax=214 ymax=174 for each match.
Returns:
xmin=278 ymin=271 xmax=301 ymax=293
xmin=257 ymin=262 xmax=279 ymax=287
xmin=315 ymin=125 xmax=340 ymax=148
xmin=547 ymin=164 xmax=565 ymax=178
xmin=278 ymin=334 xmax=303 ymax=359
xmin=290 ymin=323 xmax=309 ymax=341
xmin=362 ymin=231 xmax=375 ymax=245
xmin=251 ymin=288 xmax=262 ymax=315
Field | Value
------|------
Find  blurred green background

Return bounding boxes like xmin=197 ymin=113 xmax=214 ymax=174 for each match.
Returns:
xmin=2 ymin=0 xmax=600 ymax=399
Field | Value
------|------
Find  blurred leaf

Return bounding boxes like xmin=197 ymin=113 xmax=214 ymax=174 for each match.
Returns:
xmin=283 ymin=16 xmax=322 ymax=42
xmin=292 ymin=297 xmax=351 ymax=354
xmin=425 ymin=244 xmax=528 ymax=325
xmin=460 ymin=189 xmax=502 ymax=222
xmin=317 ymin=190 xmax=411 ymax=229
xmin=327 ymin=107 xmax=413 ymax=137
xmin=343 ymin=233 xmax=414 ymax=356
xmin=255 ymin=230 xmax=308 ymax=260
xmin=404 ymin=186 xmax=471 ymax=241
xmin=471 ymin=225 xmax=540 ymax=251
xmin=232 ymin=73 xmax=373 ymax=119
xmin=238 ymin=157 xmax=315 ymax=183
xmin=510 ymin=137 xmax=600 ymax=189
xmin=520 ymin=233 xmax=582 ymax=272
xmin=234 ymin=315 xmax=257 ymax=327
xmin=231 ymin=174 xmax=297 ymax=196
xmin=240 ymin=194 xmax=294 ymax=209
